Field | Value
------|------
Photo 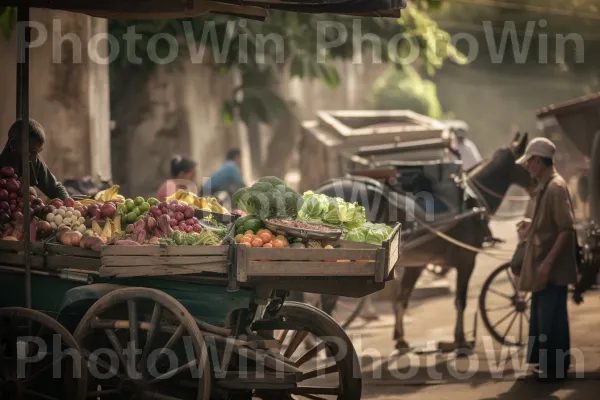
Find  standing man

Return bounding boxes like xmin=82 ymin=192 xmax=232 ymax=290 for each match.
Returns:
xmin=200 ymin=149 xmax=245 ymax=205
xmin=0 ymin=119 xmax=69 ymax=200
xmin=516 ymin=137 xmax=578 ymax=381
xmin=454 ymin=127 xmax=483 ymax=171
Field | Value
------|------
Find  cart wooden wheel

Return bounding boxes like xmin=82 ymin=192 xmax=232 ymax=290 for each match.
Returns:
xmin=73 ymin=287 xmax=211 ymax=400
xmin=479 ymin=263 xmax=531 ymax=347
xmin=0 ymin=307 xmax=87 ymax=400
xmin=253 ymin=301 xmax=361 ymax=400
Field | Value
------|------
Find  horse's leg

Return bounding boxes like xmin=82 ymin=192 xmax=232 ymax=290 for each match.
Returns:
xmin=392 ymin=266 xmax=424 ymax=351
xmin=454 ymin=257 xmax=476 ymax=349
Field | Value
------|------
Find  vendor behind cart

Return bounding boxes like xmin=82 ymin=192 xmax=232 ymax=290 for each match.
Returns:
xmin=0 ymin=118 xmax=69 ymax=200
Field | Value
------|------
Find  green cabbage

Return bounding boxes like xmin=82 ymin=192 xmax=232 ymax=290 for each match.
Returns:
xmin=343 ymin=222 xmax=393 ymax=246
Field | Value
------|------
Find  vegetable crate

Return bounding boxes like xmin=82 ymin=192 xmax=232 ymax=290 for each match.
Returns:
xmin=234 ymin=223 xmax=400 ymax=297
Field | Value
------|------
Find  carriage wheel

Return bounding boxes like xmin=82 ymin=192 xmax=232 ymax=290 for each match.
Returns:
xmin=0 ymin=307 xmax=87 ymax=400
xmin=479 ymin=263 xmax=531 ymax=347
xmin=73 ymin=287 xmax=211 ymax=400
xmin=253 ymin=301 xmax=361 ymax=400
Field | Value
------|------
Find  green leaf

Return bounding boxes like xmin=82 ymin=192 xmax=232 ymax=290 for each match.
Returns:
xmin=0 ymin=7 xmax=16 ymax=39
xmin=222 ymin=100 xmax=235 ymax=126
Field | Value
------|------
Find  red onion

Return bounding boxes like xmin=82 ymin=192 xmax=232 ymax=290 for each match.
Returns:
xmin=0 ymin=201 xmax=8 ymax=211
xmin=9 ymin=192 xmax=17 ymax=200
xmin=169 ymin=218 xmax=178 ymax=227
xmin=185 ymin=218 xmax=196 ymax=226
xmin=5 ymin=178 xmax=19 ymax=192
xmin=0 ymin=179 xmax=6 ymax=189
xmin=192 ymin=224 xmax=202 ymax=232
xmin=0 ymin=189 xmax=7 ymax=201
xmin=184 ymin=225 xmax=193 ymax=233
xmin=0 ymin=167 xmax=14 ymax=178
xmin=183 ymin=206 xmax=195 ymax=219
xmin=174 ymin=212 xmax=184 ymax=222
xmin=149 ymin=206 xmax=161 ymax=217
xmin=11 ymin=211 xmax=23 ymax=221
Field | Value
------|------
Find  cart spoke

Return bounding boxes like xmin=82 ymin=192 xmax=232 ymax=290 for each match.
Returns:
xmin=518 ymin=313 xmax=523 ymax=345
xmin=502 ymin=311 xmax=519 ymax=341
xmin=284 ymin=331 xmax=309 ymax=359
xmin=84 ymin=350 xmax=124 ymax=379
xmin=294 ymin=342 xmax=328 ymax=368
xmin=128 ymin=300 xmax=139 ymax=372
xmin=23 ymin=353 xmax=66 ymax=384
xmin=485 ymin=304 xmax=512 ymax=313
xmin=103 ymin=329 xmax=127 ymax=373
xmin=277 ymin=330 xmax=289 ymax=343
xmin=505 ymin=269 xmax=517 ymax=293
xmin=147 ymin=325 xmax=184 ymax=373
xmin=487 ymin=288 xmax=512 ymax=300
xmin=139 ymin=303 xmax=162 ymax=372
xmin=492 ymin=309 xmax=517 ymax=330
xmin=301 ymin=363 xmax=338 ymax=381
xmin=22 ymin=389 xmax=61 ymax=400
xmin=148 ymin=358 xmax=197 ymax=384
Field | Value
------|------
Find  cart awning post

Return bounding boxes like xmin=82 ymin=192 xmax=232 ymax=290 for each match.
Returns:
xmin=17 ymin=5 xmax=31 ymax=309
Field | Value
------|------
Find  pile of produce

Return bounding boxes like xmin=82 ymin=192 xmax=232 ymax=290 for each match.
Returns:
xmin=0 ymin=166 xmax=48 ymax=237
xmin=296 ymin=191 xmax=366 ymax=230
xmin=235 ymin=228 xmax=290 ymax=248
xmin=166 ymin=190 xmax=229 ymax=214
xmin=232 ymin=176 xmax=302 ymax=220
xmin=118 ymin=196 xmax=160 ymax=224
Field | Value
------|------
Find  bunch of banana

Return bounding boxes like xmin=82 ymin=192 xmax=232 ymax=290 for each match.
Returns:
xmin=94 ymin=185 xmax=126 ymax=203
xmin=166 ymin=189 xmax=197 ymax=205
xmin=91 ymin=215 xmax=122 ymax=242
xmin=166 ymin=190 xmax=229 ymax=214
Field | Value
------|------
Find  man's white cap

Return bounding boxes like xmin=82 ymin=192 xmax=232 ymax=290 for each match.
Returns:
xmin=516 ymin=137 xmax=556 ymax=164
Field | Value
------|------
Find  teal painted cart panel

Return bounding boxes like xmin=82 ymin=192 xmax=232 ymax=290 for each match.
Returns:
xmin=0 ymin=271 xmax=253 ymax=332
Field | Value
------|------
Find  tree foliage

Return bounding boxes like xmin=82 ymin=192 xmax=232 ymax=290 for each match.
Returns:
xmin=108 ymin=2 xmax=466 ymax=126
xmin=0 ymin=7 xmax=16 ymax=39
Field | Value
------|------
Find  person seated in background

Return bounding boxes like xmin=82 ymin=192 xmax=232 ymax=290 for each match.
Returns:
xmin=454 ymin=127 xmax=482 ymax=171
xmin=200 ymin=149 xmax=245 ymax=204
xmin=0 ymin=118 xmax=69 ymax=200
xmin=156 ymin=155 xmax=198 ymax=201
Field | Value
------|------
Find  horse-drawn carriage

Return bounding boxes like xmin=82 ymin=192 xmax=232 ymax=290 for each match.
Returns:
xmin=478 ymin=93 xmax=600 ymax=347
xmin=301 ymin=110 xmax=532 ymax=351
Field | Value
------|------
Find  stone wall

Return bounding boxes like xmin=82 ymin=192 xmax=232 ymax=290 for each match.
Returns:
xmin=110 ymin=57 xmax=241 ymax=199
xmin=0 ymin=9 xmax=110 ymax=185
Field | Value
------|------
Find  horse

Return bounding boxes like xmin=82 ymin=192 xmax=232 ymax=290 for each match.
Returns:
xmin=314 ymin=133 xmax=533 ymax=352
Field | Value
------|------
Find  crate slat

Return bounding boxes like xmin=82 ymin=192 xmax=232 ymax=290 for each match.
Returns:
xmin=246 ymin=261 xmax=375 ymax=277
xmin=99 ymin=262 xmax=228 ymax=278
xmin=0 ymin=240 xmax=45 ymax=253
xmin=0 ymin=254 xmax=45 ymax=267
xmin=46 ymin=243 xmax=100 ymax=259
xmin=243 ymin=248 xmax=376 ymax=261
xmin=46 ymin=255 xmax=101 ymax=271
xmin=101 ymin=245 xmax=228 ymax=257
xmin=101 ymin=255 xmax=228 ymax=267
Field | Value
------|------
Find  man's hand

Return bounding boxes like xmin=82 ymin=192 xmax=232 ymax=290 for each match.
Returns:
xmin=533 ymin=260 xmax=552 ymax=292
xmin=517 ymin=218 xmax=532 ymax=241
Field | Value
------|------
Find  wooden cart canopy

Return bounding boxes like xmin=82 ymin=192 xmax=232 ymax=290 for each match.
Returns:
xmin=0 ymin=0 xmax=406 ymax=19
xmin=536 ymin=92 xmax=600 ymax=158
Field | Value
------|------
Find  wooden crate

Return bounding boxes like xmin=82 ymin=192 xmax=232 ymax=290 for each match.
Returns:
xmin=235 ymin=223 xmax=401 ymax=283
xmin=45 ymin=241 xmax=101 ymax=271
xmin=0 ymin=239 xmax=46 ymax=268
xmin=99 ymin=245 xmax=230 ymax=278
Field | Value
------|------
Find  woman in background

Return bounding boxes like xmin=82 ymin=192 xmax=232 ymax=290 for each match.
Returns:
xmin=157 ymin=155 xmax=198 ymax=201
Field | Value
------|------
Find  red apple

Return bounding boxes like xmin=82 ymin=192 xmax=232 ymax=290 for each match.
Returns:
xmin=64 ymin=197 xmax=75 ymax=208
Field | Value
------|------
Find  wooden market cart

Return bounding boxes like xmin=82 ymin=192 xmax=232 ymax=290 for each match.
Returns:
xmin=0 ymin=1 xmax=405 ymax=399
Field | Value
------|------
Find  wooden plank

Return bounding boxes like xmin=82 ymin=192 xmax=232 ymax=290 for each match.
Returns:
xmin=0 ymin=254 xmax=45 ymax=268
xmin=46 ymin=243 xmax=100 ymax=258
xmin=244 ymin=248 xmax=377 ymax=261
xmin=237 ymin=245 xmax=249 ymax=282
xmin=46 ymin=255 xmax=101 ymax=271
xmin=99 ymin=262 xmax=228 ymax=278
xmin=0 ymin=241 xmax=45 ymax=253
xmin=101 ymin=245 xmax=228 ymax=257
xmin=374 ymin=249 xmax=386 ymax=282
xmin=101 ymin=255 xmax=227 ymax=267
xmin=246 ymin=261 xmax=375 ymax=277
